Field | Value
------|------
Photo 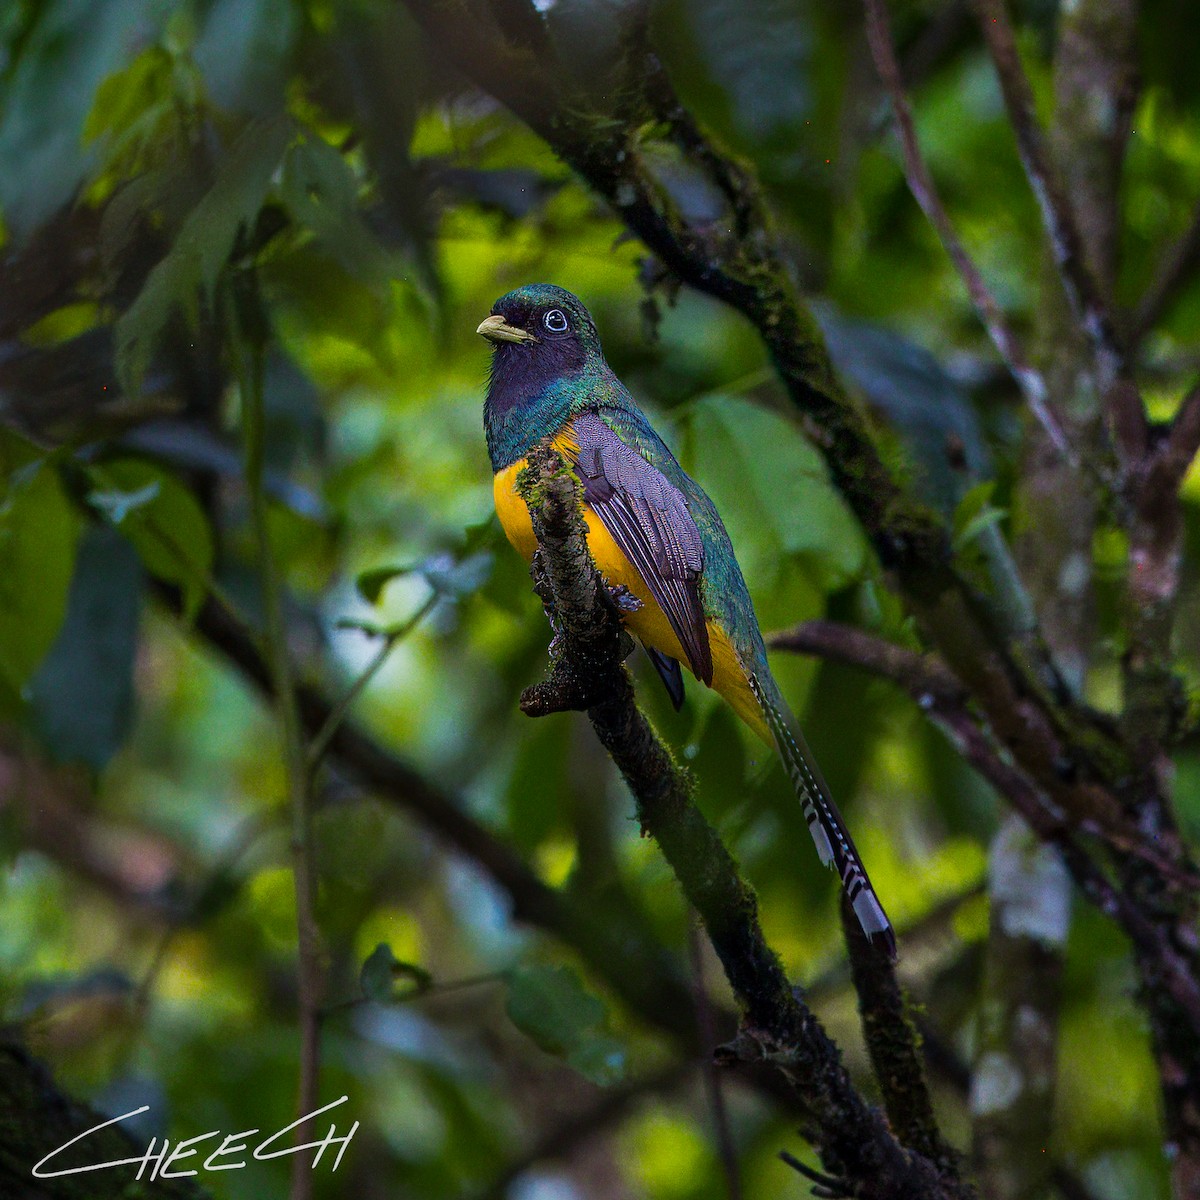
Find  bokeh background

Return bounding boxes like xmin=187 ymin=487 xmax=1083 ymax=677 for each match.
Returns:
xmin=1 ymin=1 xmax=1198 ymax=1197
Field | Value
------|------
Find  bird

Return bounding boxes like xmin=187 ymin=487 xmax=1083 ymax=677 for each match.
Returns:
xmin=478 ymin=283 xmax=895 ymax=956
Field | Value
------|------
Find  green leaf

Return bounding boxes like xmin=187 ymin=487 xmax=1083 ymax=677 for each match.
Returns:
xmin=356 ymin=563 xmax=418 ymax=605
xmin=952 ymin=480 xmax=1007 ymax=552
xmin=281 ymin=133 xmax=389 ymax=290
xmin=0 ymin=0 xmax=163 ymax=237
xmin=566 ymin=1035 xmax=627 ymax=1086
xmin=688 ymin=394 xmax=867 ymax=589
xmin=29 ymin=526 xmax=143 ymax=768
xmin=115 ymin=114 xmax=294 ymax=392
xmin=360 ymin=942 xmax=432 ymax=1003
xmin=356 ymin=550 xmax=492 ymax=605
xmin=505 ymin=963 xmax=625 ymax=1085
xmin=90 ymin=460 xmax=214 ymax=619
xmin=0 ymin=451 xmax=79 ymax=693
xmin=87 ymin=480 xmax=161 ymax=524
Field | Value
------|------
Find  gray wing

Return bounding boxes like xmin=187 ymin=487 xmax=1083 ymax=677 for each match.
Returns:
xmin=572 ymin=411 xmax=713 ymax=685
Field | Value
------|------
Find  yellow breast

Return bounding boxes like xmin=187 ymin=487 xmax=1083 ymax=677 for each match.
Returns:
xmin=493 ymin=450 xmax=770 ymax=744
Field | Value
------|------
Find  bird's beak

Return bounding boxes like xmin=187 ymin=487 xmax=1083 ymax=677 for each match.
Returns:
xmin=476 ymin=314 xmax=537 ymax=344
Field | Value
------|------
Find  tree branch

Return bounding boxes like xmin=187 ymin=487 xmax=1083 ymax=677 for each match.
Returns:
xmin=769 ymin=620 xmax=1200 ymax=1030
xmin=1122 ymin=380 xmax=1200 ymax=752
xmin=863 ymin=0 xmax=1073 ymax=464
xmin=1129 ymin=199 xmax=1200 ymax=351
xmin=971 ymin=0 xmax=1124 ymax=388
xmin=0 ymin=1039 xmax=211 ymax=1200
xmin=514 ymin=442 xmax=969 ymax=1198
xmin=839 ymin=896 xmax=964 ymax=1176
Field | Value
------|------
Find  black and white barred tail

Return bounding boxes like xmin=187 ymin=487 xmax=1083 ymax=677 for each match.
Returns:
xmin=750 ymin=673 xmax=896 ymax=959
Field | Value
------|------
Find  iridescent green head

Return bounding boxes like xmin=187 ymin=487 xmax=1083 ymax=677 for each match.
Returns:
xmin=479 ymin=284 xmax=609 ymax=470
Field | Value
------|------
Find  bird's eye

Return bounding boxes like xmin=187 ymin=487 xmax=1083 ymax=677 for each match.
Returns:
xmin=543 ymin=309 xmax=569 ymax=334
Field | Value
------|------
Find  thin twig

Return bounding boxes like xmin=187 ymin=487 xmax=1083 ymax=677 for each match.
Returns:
xmin=1160 ymin=381 xmax=1200 ymax=493
xmin=863 ymin=0 xmax=1073 ymax=464
xmin=971 ymin=0 xmax=1123 ymax=387
xmin=307 ymin=593 xmax=440 ymax=775
xmin=1129 ymin=199 xmax=1200 ymax=350
xmin=687 ymin=916 xmax=742 ymax=1200
xmin=230 ymin=292 xmax=323 ymax=1200
xmin=769 ymin=619 xmax=964 ymax=704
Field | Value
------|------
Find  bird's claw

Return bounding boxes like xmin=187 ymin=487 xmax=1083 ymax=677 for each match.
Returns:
xmin=605 ymin=584 xmax=642 ymax=614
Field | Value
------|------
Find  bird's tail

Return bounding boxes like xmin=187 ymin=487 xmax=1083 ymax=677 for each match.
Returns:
xmin=749 ymin=672 xmax=896 ymax=958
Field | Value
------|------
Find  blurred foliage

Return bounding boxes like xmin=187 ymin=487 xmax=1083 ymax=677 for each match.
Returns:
xmin=0 ymin=1 xmax=1197 ymax=1199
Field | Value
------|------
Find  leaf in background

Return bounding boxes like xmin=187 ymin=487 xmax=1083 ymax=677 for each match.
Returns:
xmin=119 ymin=419 xmax=328 ymax=521
xmin=0 ymin=0 xmax=162 ymax=237
xmin=691 ymin=703 xmax=747 ymax=815
xmin=360 ymin=942 xmax=432 ymax=1004
xmin=324 ymin=2 xmax=437 ymax=293
xmin=87 ymin=479 xmax=161 ymax=524
xmin=0 ymin=446 xmax=79 ymax=694
xmin=817 ymin=308 xmax=992 ymax=515
xmin=281 ymin=134 xmax=391 ymax=292
xmin=115 ymin=115 xmax=294 ymax=392
xmin=653 ymin=0 xmax=831 ymax=241
xmin=952 ymin=480 xmax=1007 ymax=552
xmin=504 ymin=719 xmax=571 ymax=852
xmin=29 ymin=526 xmax=143 ymax=769
xmin=193 ymin=0 xmax=296 ymax=116
xmin=357 ymin=546 xmax=494 ymax=605
xmin=505 ymin=963 xmax=625 ymax=1086
xmin=687 ymin=393 xmax=867 ymax=589
xmin=819 ymin=309 xmax=1034 ymax=628
xmin=89 ymin=459 xmax=214 ymax=619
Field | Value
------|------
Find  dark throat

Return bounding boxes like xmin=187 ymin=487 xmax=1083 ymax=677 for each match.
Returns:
xmin=484 ymin=339 xmax=588 ymax=470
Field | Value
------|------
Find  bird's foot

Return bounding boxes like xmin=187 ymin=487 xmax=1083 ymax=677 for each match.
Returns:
xmin=604 ymin=584 xmax=642 ymax=614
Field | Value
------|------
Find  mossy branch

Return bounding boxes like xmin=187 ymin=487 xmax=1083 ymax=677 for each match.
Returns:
xmin=514 ymin=441 xmax=973 ymax=1200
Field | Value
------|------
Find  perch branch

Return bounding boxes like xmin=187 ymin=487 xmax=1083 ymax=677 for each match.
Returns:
xmin=514 ymin=442 xmax=969 ymax=1198
xmin=839 ymin=896 xmax=964 ymax=1175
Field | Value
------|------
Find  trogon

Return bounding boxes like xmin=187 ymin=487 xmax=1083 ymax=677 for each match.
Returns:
xmin=479 ymin=283 xmax=894 ymax=956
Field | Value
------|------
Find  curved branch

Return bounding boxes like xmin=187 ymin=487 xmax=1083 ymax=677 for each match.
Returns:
xmin=514 ymin=442 xmax=969 ymax=1199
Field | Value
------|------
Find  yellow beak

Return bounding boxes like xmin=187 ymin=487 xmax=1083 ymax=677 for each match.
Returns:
xmin=476 ymin=314 xmax=537 ymax=344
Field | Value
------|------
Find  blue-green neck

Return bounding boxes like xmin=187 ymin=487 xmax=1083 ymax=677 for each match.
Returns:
xmin=485 ymin=359 xmax=617 ymax=470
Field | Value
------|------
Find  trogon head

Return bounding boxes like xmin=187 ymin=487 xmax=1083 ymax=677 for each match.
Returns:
xmin=477 ymin=283 xmax=604 ymax=381
xmin=478 ymin=284 xmax=607 ymax=468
